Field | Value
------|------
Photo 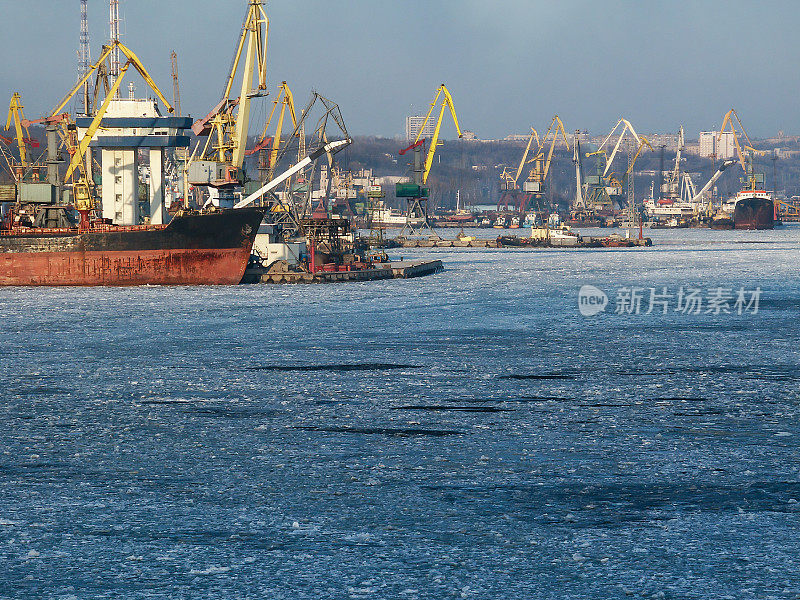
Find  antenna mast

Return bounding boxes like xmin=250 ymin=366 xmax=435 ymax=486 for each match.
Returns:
xmin=79 ymin=0 xmax=91 ymax=78
xmin=170 ymin=51 xmax=181 ymax=117
xmin=109 ymin=0 xmax=121 ymax=79
xmin=79 ymin=0 xmax=92 ymax=114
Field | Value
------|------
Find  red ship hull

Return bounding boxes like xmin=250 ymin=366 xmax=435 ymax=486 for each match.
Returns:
xmin=0 ymin=208 xmax=265 ymax=286
xmin=733 ymin=196 xmax=774 ymax=230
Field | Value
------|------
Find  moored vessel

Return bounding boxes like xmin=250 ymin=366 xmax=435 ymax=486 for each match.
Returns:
xmin=0 ymin=207 xmax=264 ymax=286
xmin=710 ymin=191 xmax=774 ymax=230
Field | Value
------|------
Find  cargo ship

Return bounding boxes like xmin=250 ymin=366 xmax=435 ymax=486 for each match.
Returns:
xmin=0 ymin=207 xmax=265 ymax=286
xmin=710 ymin=152 xmax=774 ymax=230
xmin=710 ymin=191 xmax=774 ymax=230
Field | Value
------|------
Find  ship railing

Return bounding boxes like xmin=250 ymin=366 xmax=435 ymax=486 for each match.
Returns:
xmin=1 ymin=223 xmax=168 ymax=236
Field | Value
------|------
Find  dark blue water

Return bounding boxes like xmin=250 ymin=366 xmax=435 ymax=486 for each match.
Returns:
xmin=2 ymin=226 xmax=800 ymax=599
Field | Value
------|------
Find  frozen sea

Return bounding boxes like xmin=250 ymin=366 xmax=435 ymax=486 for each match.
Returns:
xmin=1 ymin=224 xmax=800 ymax=599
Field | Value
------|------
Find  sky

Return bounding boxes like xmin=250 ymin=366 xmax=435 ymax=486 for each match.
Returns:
xmin=1 ymin=0 xmax=799 ymax=140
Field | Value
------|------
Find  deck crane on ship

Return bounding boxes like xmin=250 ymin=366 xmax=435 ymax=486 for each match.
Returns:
xmin=60 ymin=39 xmax=176 ymax=223
xmin=3 ymin=40 xmax=177 ymax=227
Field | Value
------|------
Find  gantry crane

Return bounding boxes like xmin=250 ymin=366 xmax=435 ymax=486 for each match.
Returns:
xmin=413 ymin=83 xmax=462 ymax=185
xmin=498 ymin=127 xmax=539 ymax=211
xmin=190 ymin=0 xmax=269 ymax=203
xmin=498 ymin=116 xmax=570 ymax=216
xmin=3 ymin=93 xmax=46 ymax=184
xmin=594 ymin=117 xmax=652 ymax=179
xmin=659 ymin=125 xmax=684 ymax=201
xmin=234 ymin=90 xmax=352 ymax=250
xmin=523 ymin=115 xmax=570 ymax=214
xmin=717 ymin=109 xmax=756 ymax=171
xmin=397 ymin=84 xmax=462 ymax=237
xmin=580 ymin=118 xmax=652 ymax=216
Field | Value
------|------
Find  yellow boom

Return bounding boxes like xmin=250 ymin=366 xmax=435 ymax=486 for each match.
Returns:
xmin=717 ymin=109 xmax=756 ymax=171
xmin=414 ymin=84 xmax=462 ymax=184
xmin=513 ymin=127 xmax=540 ymax=187
xmin=65 ymin=62 xmax=131 ymax=181
xmin=259 ymin=81 xmax=298 ymax=177
xmin=5 ymin=93 xmax=29 ymax=168
xmin=51 ymin=40 xmax=173 ymax=118
xmin=537 ymin=115 xmax=571 ymax=183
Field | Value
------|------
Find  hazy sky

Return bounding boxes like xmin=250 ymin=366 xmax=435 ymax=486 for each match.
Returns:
xmin=1 ymin=0 xmax=798 ymax=139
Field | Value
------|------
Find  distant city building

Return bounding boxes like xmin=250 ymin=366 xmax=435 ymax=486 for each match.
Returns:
xmin=405 ymin=116 xmax=435 ymax=141
xmin=647 ymin=133 xmax=680 ymax=150
xmin=699 ymin=131 xmax=736 ymax=159
xmin=504 ymin=133 xmax=530 ymax=142
xmin=462 ymin=130 xmax=478 ymax=140
xmin=698 ymin=132 xmax=715 ymax=157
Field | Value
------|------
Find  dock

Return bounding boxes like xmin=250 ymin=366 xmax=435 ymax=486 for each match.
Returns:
xmin=393 ymin=238 xmax=500 ymax=248
xmin=242 ymin=259 xmax=443 ymax=284
xmin=387 ymin=236 xmax=651 ymax=249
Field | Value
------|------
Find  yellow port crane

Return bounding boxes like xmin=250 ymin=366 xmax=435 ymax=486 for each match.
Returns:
xmin=191 ymin=0 xmax=269 ymax=180
xmin=52 ymin=41 xmax=173 ymax=120
xmin=396 ymin=84 xmax=462 ymax=237
xmin=62 ymin=42 xmax=173 ymax=182
xmin=591 ymin=117 xmax=652 ymax=178
xmin=413 ymin=83 xmax=463 ymax=185
xmin=5 ymin=93 xmax=31 ymax=172
xmin=581 ymin=118 xmax=652 ymax=215
xmin=498 ymin=116 xmax=569 ymax=214
xmin=524 ymin=115 xmax=570 ymax=193
xmin=716 ymin=108 xmax=759 ymax=171
xmin=715 ymin=109 xmax=766 ymax=193
xmin=500 ymin=127 xmax=540 ymax=191
xmin=252 ymin=81 xmax=299 ymax=181
xmin=41 ymin=40 xmax=172 ymax=211
xmin=498 ymin=127 xmax=539 ymax=211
